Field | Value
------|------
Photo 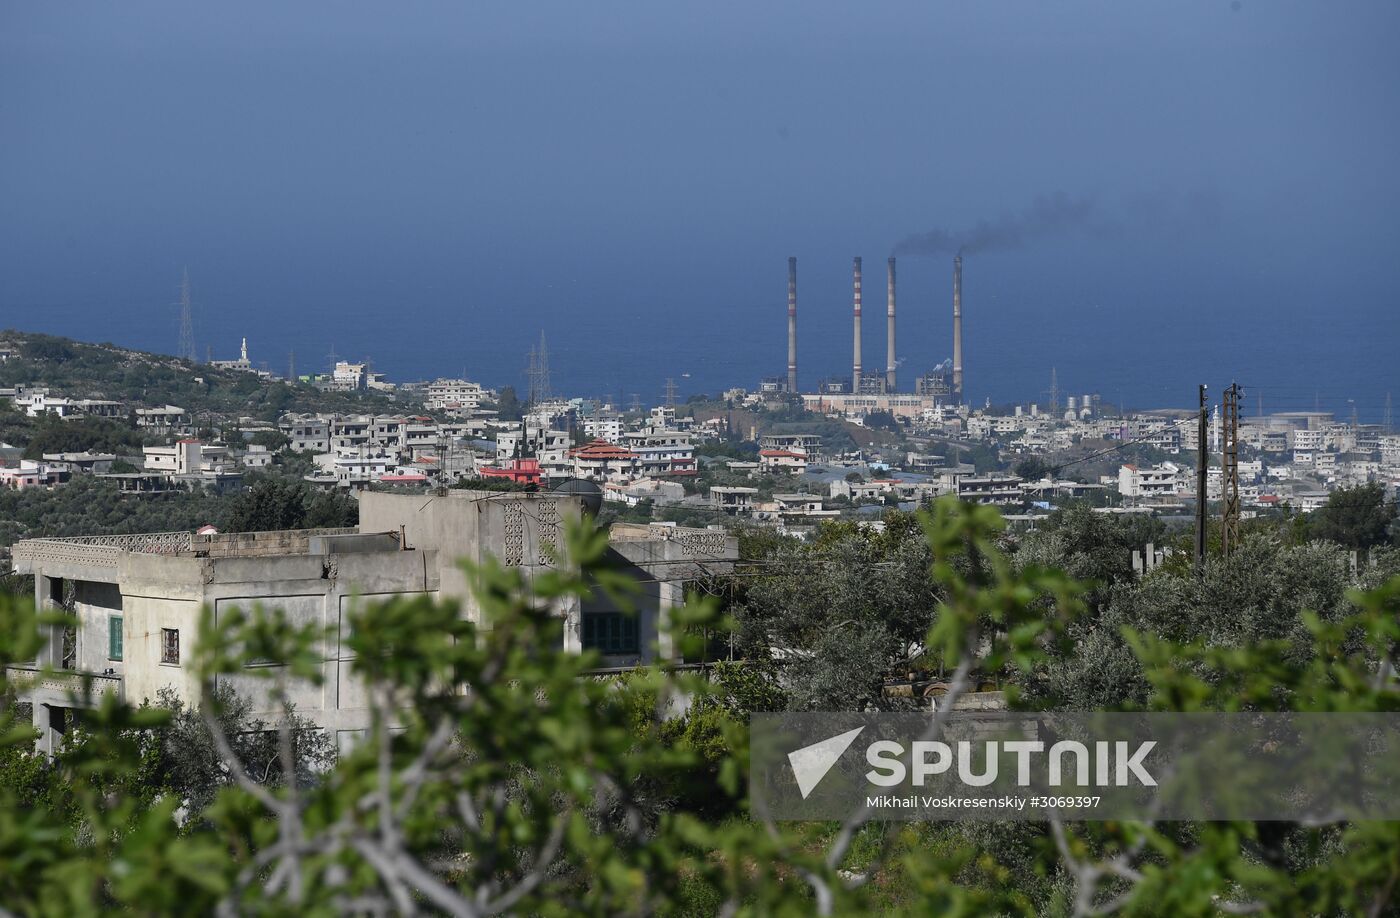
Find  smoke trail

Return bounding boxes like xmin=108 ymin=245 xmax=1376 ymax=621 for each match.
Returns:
xmin=891 ymin=192 xmax=1109 ymax=257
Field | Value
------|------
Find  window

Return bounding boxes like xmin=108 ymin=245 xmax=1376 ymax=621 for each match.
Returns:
xmin=108 ymin=616 xmax=123 ymax=661
xmin=161 ymin=627 xmax=180 ymax=665
xmin=582 ymin=612 xmax=638 ymax=655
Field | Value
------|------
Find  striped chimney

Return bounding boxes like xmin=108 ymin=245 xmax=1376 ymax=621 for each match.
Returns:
xmin=787 ymin=257 xmax=797 ymax=393
xmin=852 ymin=256 xmax=863 ymax=392
xmin=886 ymin=256 xmax=897 ymax=392
xmin=952 ymin=254 xmax=964 ymax=402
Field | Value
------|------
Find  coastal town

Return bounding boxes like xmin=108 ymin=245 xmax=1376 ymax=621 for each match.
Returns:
xmin=3 ymin=332 xmax=1395 ymax=535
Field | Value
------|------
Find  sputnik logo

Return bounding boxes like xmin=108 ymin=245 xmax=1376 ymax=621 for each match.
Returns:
xmin=787 ymin=726 xmax=865 ymax=799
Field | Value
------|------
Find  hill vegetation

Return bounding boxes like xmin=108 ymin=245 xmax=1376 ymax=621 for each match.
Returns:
xmin=0 ymin=330 xmax=405 ymax=422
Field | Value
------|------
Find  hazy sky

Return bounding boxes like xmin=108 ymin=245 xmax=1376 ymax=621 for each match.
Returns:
xmin=3 ymin=2 xmax=1397 ymax=416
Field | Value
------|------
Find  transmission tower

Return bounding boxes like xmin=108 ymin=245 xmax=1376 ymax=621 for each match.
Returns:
xmin=1385 ymin=392 xmax=1394 ymax=434
xmin=537 ymin=332 xmax=551 ymax=403
xmin=175 ymin=268 xmax=196 ymax=361
xmin=525 ymin=331 xmax=551 ymax=407
xmin=630 ymin=393 xmax=641 ymax=414
xmin=288 ymin=349 xmax=296 ymax=382
xmin=1221 ymin=382 xmax=1242 ymax=558
xmin=1048 ymin=367 xmax=1060 ymax=417
xmin=664 ymin=378 xmax=678 ymax=409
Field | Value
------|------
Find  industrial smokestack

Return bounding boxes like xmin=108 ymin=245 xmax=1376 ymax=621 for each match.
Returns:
xmin=852 ymin=257 xmax=863 ymax=392
xmin=886 ymin=257 xmax=897 ymax=392
xmin=787 ymin=257 xmax=797 ymax=394
xmin=952 ymin=254 xmax=963 ymax=403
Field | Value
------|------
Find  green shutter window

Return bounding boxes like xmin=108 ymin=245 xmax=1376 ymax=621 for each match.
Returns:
xmin=108 ymin=616 xmax=123 ymax=661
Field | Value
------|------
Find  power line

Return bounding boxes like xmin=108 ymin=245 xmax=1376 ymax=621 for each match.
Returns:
xmin=1045 ymin=417 xmax=1191 ymax=476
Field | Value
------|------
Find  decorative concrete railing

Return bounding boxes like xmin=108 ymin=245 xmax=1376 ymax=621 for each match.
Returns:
xmin=11 ymin=531 xmax=194 ymax=570
xmin=4 ymin=666 xmax=124 ymax=704
xmin=13 ymin=527 xmax=367 ymax=569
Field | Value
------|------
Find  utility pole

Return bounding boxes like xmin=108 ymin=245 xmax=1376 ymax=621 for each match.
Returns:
xmin=1195 ymin=383 xmax=1209 ymax=574
xmin=1221 ymin=383 xmax=1242 ymax=558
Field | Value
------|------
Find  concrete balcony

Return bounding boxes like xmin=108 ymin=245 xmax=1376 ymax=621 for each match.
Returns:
xmin=5 ymin=665 xmax=124 ymax=706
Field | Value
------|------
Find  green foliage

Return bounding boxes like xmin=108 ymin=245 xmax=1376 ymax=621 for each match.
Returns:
xmin=1014 ymin=456 xmax=1051 ymax=480
xmin=1306 ymin=482 xmax=1398 ymax=550
xmin=2 ymin=499 xmax=1400 ymax=914
xmin=695 ymin=440 xmax=758 ymax=460
xmin=0 ymin=476 xmax=228 ymax=548
xmin=0 ymin=330 xmax=400 ymax=422
xmin=247 ymin=429 xmax=291 ymax=452
xmin=953 ymin=441 xmax=1002 ymax=474
xmin=21 ymin=413 xmax=146 ymax=460
xmin=451 ymin=475 xmax=538 ymax=492
xmin=495 ymin=385 xmax=523 ymax=421
xmin=863 ymin=410 xmax=900 ymax=432
xmin=223 ymin=477 xmax=358 ymax=532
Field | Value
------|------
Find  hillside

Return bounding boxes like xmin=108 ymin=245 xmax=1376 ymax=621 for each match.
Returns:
xmin=0 ymin=330 xmax=405 ymax=422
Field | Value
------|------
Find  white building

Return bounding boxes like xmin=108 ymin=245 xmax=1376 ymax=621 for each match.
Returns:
xmin=759 ymin=449 xmax=808 ymax=474
xmin=1118 ymin=462 xmax=1187 ymax=502
xmin=425 ymin=379 xmax=486 ymax=414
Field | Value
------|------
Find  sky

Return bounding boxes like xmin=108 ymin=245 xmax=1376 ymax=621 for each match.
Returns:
xmin=2 ymin=1 xmax=1398 ymax=419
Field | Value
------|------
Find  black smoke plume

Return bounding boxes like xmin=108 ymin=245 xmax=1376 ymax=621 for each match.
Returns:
xmin=892 ymin=192 xmax=1110 ymax=257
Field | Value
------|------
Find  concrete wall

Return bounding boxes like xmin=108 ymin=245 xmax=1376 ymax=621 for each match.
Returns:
xmin=72 ymin=580 xmax=123 ymax=676
xmin=111 ymin=545 xmax=441 ymax=732
xmin=358 ymin=489 xmax=583 ymax=626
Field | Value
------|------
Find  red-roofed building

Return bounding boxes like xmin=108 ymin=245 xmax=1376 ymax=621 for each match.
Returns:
xmin=479 ymin=458 xmax=542 ymax=486
xmin=569 ymin=440 xmax=640 ymax=482
xmin=759 ymin=448 xmax=808 ymax=474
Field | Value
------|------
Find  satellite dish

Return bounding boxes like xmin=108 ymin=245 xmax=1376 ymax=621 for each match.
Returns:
xmin=552 ymin=478 xmax=603 ymax=517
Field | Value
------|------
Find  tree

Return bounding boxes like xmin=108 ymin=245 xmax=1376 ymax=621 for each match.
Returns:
xmin=1307 ymin=482 xmax=1397 ymax=550
xmin=496 ymin=385 xmax=523 ymax=421
xmin=248 ymin=429 xmax=291 ymax=452
xmin=223 ymin=477 xmax=357 ymax=532
xmin=21 ymin=414 xmax=145 ymax=460
xmin=1014 ymin=456 xmax=1051 ymax=480
xmin=2 ymin=506 xmax=1400 ymax=914
xmin=863 ymin=410 xmax=899 ymax=432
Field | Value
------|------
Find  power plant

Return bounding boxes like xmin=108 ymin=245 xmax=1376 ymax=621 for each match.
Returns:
xmin=775 ymin=254 xmax=961 ymax=403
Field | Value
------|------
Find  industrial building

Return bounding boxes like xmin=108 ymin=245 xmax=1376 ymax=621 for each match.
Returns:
xmin=770 ymin=252 xmax=966 ymax=408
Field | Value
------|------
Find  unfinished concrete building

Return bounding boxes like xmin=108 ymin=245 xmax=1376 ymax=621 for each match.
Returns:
xmin=10 ymin=489 xmax=737 ymax=753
